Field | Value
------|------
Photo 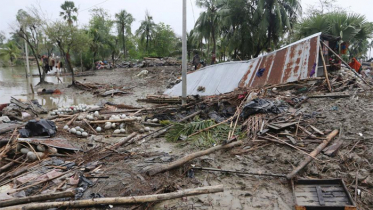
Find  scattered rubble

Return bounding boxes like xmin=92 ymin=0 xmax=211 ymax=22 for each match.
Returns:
xmin=1 ymin=51 xmax=373 ymax=209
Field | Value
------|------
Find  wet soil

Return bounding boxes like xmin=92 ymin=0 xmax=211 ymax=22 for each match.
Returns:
xmin=4 ymin=66 xmax=372 ymax=209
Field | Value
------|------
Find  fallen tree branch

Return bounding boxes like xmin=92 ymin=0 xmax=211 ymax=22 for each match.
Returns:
xmin=146 ymin=141 xmax=243 ymax=176
xmin=0 ymin=191 xmax=75 ymax=208
xmin=106 ymin=132 xmax=137 ymax=150
xmin=3 ymin=185 xmax=224 ymax=210
xmin=192 ymin=167 xmax=285 ymax=177
xmin=286 ymin=129 xmax=339 ymax=179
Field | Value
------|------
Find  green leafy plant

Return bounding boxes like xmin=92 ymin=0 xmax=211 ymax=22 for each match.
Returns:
xmin=165 ymin=117 xmax=241 ymax=148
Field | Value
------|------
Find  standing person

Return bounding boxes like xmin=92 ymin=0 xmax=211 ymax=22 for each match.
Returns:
xmin=211 ymin=51 xmax=216 ymax=65
xmin=192 ymin=53 xmax=200 ymax=70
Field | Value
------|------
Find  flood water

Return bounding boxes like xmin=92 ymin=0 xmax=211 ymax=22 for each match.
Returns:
xmin=0 ymin=66 xmax=93 ymax=110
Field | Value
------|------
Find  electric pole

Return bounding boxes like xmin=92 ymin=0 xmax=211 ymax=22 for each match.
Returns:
xmin=182 ymin=0 xmax=187 ymax=105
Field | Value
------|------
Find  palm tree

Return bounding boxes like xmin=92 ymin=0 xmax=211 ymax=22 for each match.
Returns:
xmin=115 ymin=10 xmax=134 ymax=58
xmin=60 ymin=1 xmax=78 ymax=26
xmin=295 ymin=12 xmax=373 ymax=57
xmin=195 ymin=0 xmax=222 ymax=54
xmin=253 ymin=0 xmax=302 ymax=56
xmin=0 ymin=41 xmax=21 ymax=65
xmin=136 ymin=11 xmax=156 ymax=53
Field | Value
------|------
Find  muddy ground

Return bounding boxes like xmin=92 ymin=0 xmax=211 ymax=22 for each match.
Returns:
xmin=11 ymin=66 xmax=373 ymax=210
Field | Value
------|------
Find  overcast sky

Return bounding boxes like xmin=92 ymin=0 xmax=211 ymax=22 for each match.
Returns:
xmin=0 ymin=0 xmax=372 ymax=39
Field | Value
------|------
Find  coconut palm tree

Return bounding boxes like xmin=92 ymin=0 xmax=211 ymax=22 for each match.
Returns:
xmin=295 ymin=12 xmax=373 ymax=57
xmin=115 ymin=10 xmax=134 ymax=58
xmin=195 ymin=0 xmax=222 ymax=55
xmin=136 ymin=11 xmax=156 ymax=53
xmin=60 ymin=1 xmax=78 ymax=26
xmin=253 ymin=0 xmax=302 ymax=56
xmin=0 ymin=41 xmax=21 ymax=65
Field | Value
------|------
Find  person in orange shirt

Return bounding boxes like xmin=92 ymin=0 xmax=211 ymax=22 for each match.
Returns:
xmin=349 ymin=58 xmax=362 ymax=74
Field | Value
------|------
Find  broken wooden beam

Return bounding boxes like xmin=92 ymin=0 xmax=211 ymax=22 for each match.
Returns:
xmin=308 ymin=93 xmax=350 ymax=98
xmin=322 ymin=140 xmax=343 ymax=157
xmin=146 ymin=141 xmax=242 ymax=176
xmin=3 ymin=185 xmax=224 ymax=210
xmin=286 ymin=129 xmax=339 ymax=179
xmin=0 ymin=191 xmax=75 ymax=208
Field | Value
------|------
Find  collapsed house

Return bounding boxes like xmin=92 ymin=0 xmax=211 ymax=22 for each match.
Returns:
xmin=0 ymin=33 xmax=372 ymax=210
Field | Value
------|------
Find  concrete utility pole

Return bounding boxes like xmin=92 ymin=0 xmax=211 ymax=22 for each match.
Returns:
xmin=182 ymin=0 xmax=187 ymax=105
xmin=25 ymin=40 xmax=30 ymax=78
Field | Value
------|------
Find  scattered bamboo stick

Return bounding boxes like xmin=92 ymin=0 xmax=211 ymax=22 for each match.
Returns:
xmin=83 ymin=120 xmax=98 ymax=135
xmin=263 ymin=134 xmax=319 ymax=161
xmin=0 ymin=156 xmax=24 ymax=173
xmin=3 ymin=185 xmax=224 ymax=210
xmin=188 ymin=116 xmax=233 ymax=138
xmin=286 ymin=129 xmax=339 ymax=179
xmin=11 ymin=170 xmax=72 ymax=193
xmin=146 ymin=141 xmax=243 ymax=176
xmin=0 ymin=190 xmax=75 ymax=208
xmin=192 ymin=167 xmax=286 ymax=177
xmin=66 ymin=114 xmax=78 ymax=126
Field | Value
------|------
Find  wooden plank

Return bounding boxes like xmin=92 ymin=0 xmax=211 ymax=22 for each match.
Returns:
xmin=316 ymin=186 xmax=325 ymax=206
xmin=295 ymin=186 xmax=345 ymax=192
xmin=296 ymin=196 xmax=349 ymax=202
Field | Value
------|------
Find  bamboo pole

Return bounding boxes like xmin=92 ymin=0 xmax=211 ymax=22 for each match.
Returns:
xmin=3 ymin=185 xmax=224 ymax=210
xmin=83 ymin=119 xmax=98 ymax=135
xmin=319 ymin=44 xmax=332 ymax=92
xmin=0 ymin=191 xmax=75 ymax=208
xmin=105 ymin=132 xmax=137 ymax=151
xmin=146 ymin=141 xmax=242 ymax=176
xmin=286 ymin=129 xmax=339 ymax=179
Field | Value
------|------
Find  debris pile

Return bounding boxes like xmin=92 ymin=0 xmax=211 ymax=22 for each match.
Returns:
xmin=1 ymin=64 xmax=373 ymax=209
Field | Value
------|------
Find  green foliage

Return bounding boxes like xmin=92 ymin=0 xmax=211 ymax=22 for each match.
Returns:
xmin=115 ymin=10 xmax=134 ymax=59
xmin=153 ymin=23 xmax=179 ymax=57
xmin=165 ymin=117 xmax=239 ymax=148
xmin=136 ymin=10 xmax=156 ymax=54
xmin=0 ymin=41 xmax=21 ymax=65
xmin=88 ymin=8 xmax=114 ymax=63
xmin=294 ymin=11 xmax=373 ymax=58
xmin=60 ymin=1 xmax=78 ymax=25
xmin=0 ymin=31 xmax=5 ymax=46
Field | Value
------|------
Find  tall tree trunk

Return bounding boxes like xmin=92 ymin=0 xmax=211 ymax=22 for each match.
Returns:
xmin=212 ymin=25 xmax=216 ymax=54
xmin=112 ymin=52 xmax=115 ymax=67
xmin=146 ymin=35 xmax=149 ymax=54
xmin=81 ymin=52 xmax=83 ymax=72
xmin=64 ymin=54 xmax=75 ymax=85
xmin=28 ymin=43 xmax=43 ymax=82
xmin=58 ymin=42 xmax=75 ymax=85
xmin=122 ymin=27 xmax=126 ymax=58
xmin=92 ymin=51 xmax=97 ymax=70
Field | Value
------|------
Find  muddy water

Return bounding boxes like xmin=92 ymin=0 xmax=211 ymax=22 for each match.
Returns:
xmin=0 ymin=66 xmax=92 ymax=110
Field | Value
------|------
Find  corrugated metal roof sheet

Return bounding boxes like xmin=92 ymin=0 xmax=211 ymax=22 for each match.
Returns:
xmin=165 ymin=33 xmax=321 ymax=96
